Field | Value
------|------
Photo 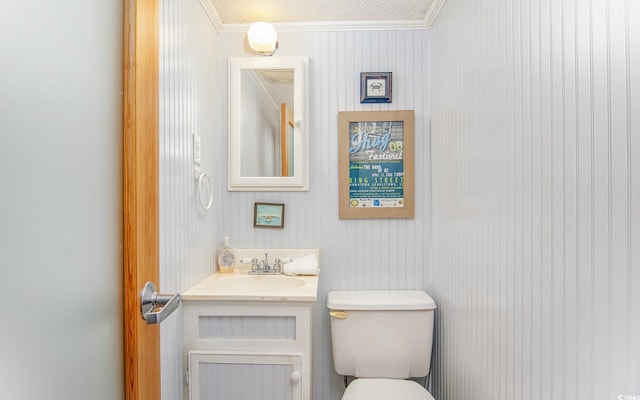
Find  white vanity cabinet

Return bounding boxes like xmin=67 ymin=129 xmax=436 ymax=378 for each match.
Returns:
xmin=182 ymin=253 xmax=319 ymax=400
xmin=183 ymin=300 xmax=313 ymax=400
xmin=184 ymin=300 xmax=314 ymax=400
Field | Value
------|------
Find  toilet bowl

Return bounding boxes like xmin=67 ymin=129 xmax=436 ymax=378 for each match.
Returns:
xmin=327 ymin=290 xmax=437 ymax=400
xmin=342 ymin=378 xmax=435 ymax=400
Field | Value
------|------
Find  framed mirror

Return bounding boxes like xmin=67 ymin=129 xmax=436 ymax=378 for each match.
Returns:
xmin=228 ymin=56 xmax=309 ymax=191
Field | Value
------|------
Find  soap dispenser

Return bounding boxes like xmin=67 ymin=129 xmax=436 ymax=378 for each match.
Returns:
xmin=217 ymin=236 xmax=235 ymax=273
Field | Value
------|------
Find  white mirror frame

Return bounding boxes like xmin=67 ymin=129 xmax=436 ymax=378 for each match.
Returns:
xmin=228 ymin=56 xmax=309 ymax=191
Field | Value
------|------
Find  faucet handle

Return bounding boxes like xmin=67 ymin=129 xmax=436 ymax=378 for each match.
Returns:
xmin=273 ymin=258 xmax=282 ymax=272
xmin=241 ymin=257 xmax=259 ymax=270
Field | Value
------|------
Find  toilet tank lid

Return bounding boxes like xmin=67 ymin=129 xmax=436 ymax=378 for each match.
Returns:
xmin=327 ymin=290 xmax=436 ymax=310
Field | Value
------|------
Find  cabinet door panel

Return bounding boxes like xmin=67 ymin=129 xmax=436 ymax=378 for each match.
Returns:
xmin=189 ymin=352 xmax=302 ymax=400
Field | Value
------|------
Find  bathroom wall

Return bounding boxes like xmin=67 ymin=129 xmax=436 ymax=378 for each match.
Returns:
xmin=216 ymin=29 xmax=432 ymax=400
xmin=159 ymin=0 xmax=219 ymax=398
xmin=430 ymin=0 xmax=640 ymax=399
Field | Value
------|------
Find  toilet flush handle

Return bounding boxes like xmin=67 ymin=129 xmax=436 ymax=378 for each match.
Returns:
xmin=329 ymin=310 xmax=348 ymax=319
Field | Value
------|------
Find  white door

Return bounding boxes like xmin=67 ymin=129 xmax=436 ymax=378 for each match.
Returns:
xmin=0 ymin=1 xmax=124 ymax=399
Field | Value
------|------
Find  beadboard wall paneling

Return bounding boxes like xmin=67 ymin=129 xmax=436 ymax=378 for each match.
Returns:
xmin=430 ymin=1 xmax=640 ymax=400
xmin=159 ymin=0 xmax=218 ymax=398
xmin=216 ymin=30 xmax=431 ymax=400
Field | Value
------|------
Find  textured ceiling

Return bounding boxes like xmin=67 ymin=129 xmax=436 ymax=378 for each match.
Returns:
xmin=210 ymin=0 xmax=437 ymax=24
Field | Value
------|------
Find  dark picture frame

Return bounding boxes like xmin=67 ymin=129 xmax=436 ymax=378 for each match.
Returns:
xmin=253 ymin=202 xmax=285 ymax=228
xmin=360 ymin=72 xmax=392 ymax=103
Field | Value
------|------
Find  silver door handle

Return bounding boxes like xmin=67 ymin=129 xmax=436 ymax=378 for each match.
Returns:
xmin=140 ymin=281 xmax=181 ymax=325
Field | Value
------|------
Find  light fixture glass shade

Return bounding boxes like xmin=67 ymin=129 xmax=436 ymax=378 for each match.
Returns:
xmin=247 ymin=22 xmax=277 ymax=55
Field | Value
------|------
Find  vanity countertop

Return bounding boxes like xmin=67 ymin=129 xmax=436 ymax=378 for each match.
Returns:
xmin=182 ymin=269 xmax=319 ymax=302
xmin=183 ymin=248 xmax=320 ymax=302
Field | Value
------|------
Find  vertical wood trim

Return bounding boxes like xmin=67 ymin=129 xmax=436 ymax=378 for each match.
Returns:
xmin=124 ymin=0 xmax=160 ymax=399
xmin=280 ymin=103 xmax=290 ymax=176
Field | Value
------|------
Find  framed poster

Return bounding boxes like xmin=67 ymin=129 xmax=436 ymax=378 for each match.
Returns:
xmin=338 ymin=110 xmax=414 ymax=219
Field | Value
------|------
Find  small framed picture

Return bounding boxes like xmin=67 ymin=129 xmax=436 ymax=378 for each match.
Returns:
xmin=254 ymin=202 xmax=285 ymax=228
xmin=360 ymin=72 xmax=392 ymax=103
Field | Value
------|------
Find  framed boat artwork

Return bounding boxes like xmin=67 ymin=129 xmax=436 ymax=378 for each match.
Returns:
xmin=254 ymin=202 xmax=285 ymax=228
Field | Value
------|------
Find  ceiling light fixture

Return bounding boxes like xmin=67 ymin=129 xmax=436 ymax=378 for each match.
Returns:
xmin=247 ymin=22 xmax=278 ymax=56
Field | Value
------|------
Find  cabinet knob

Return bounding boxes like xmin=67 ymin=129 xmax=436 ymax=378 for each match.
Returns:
xmin=291 ymin=371 xmax=301 ymax=383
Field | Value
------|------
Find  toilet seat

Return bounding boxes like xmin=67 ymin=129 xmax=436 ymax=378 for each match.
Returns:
xmin=342 ymin=378 xmax=435 ymax=400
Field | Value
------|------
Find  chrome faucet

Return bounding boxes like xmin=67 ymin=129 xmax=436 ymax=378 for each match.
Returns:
xmin=247 ymin=253 xmax=283 ymax=275
xmin=259 ymin=253 xmax=270 ymax=271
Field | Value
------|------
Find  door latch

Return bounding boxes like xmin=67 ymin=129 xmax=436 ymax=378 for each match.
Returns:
xmin=140 ymin=281 xmax=181 ymax=325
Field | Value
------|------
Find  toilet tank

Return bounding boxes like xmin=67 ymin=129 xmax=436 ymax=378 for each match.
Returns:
xmin=327 ymin=290 xmax=436 ymax=379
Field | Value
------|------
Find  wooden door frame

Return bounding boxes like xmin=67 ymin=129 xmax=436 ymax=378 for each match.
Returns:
xmin=123 ymin=0 xmax=160 ymax=399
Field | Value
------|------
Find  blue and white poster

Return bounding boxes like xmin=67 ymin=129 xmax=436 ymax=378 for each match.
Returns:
xmin=347 ymin=120 xmax=405 ymax=208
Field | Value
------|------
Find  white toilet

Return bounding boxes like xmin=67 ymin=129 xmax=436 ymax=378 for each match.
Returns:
xmin=327 ymin=290 xmax=437 ymax=400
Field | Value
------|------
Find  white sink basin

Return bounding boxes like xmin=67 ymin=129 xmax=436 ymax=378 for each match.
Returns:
xmin=205 ymin=275 xmax=306 ymax=291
